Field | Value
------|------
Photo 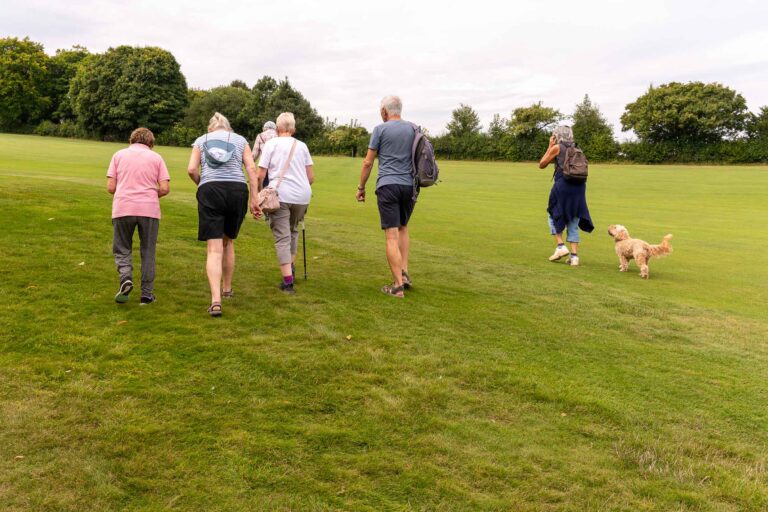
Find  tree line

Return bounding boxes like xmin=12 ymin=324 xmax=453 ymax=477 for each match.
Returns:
xmin=434 ymin=83 xmax=768 ymax=163
xmin=2 ymin=36 xmax=767 ymax=163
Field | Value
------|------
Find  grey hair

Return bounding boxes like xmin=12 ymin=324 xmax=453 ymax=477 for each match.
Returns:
xmin=553 ymin=125 xmax=574 ymax=144
xmin=380 ymin=95 xmax=402 ymax=116
xmin=263 ymin=121 xmax=277 ymax=131
xmin=276 ymin=112 xmax=296 ymax=133
xmin=208 ymin=112 xmax=232 ymax=132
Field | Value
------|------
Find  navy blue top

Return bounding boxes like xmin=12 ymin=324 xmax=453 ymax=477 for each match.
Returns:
xmin=547 ymin=143 xmax=594 ymax=233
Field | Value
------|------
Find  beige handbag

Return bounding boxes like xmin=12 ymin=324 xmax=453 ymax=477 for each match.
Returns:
xmin=258 ymin=140 xmax=297 ymax=214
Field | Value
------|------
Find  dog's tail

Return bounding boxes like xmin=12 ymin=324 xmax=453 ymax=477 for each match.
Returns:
xmin=649 ymin=234 xmax=673 ymax=257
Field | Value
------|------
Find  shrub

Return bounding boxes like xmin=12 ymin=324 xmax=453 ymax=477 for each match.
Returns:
xmin=34 ymin=120 xmax=88 ymax=139
xmin=156 ymin=124 xmax=198 ymax=147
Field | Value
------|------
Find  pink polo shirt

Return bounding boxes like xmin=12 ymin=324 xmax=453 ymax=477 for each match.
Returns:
xmin=107 ymin=144 xmax=170 ymax=219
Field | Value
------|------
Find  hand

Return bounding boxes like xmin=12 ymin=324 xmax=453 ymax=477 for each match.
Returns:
xmin=356 ymin=188 xmax=366 ymax=202
xmin=250 ymin=199 xmax=262 ymax=219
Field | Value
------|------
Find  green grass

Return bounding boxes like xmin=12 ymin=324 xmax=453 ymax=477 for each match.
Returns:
xmin=1 ymin=133 xmax=767 ymax=511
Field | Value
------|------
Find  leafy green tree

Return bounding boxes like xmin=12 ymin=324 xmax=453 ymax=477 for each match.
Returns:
xmin=0 ymin=37 xmax=50 ymax=129
xmin=487 ymin=113 xmax=508 ymax=139
xmin=252 ymin=76 xmax=278 ymax=101
xmin=239 ymin=75 xmax=280 ymax=132
xmin=746 ymin=106 xmax=768 ymax=139
xmin=327 ymin=120 xmax=369 ymax=157
xmin=507 ymin=102 xmax=563 ymax=137
xmin=621 ymin=82 xmax=748 ymax=144
xmin=446 ymin=104 xmax=482 ymax=137
xmin=183 ymin=86 xmax=252 ymax=134
xmin=507 ymin=102 xmax=563 ymax=160
xmin=46 ymin=46 xmax=89 ymax=121
xmin=229 ymin=79 xmax=248 ymax=90
xmin=572 ymin=95 xmax=618 ymax=161
xmin=69 ymin=45 xmax=188 ymax=139
xmin=241 ymin=78 xmax=323 ymax=141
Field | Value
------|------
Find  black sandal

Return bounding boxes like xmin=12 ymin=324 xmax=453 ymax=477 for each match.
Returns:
xmin=222 ymin=290 xmax=234 ymax=299
xmin=381 ymin=283 xmax=405 ymax=298
xmin=401 ymin=271 xmax=412 ymax=290
xmin=208 ymin=303 xmax=222 ymax=317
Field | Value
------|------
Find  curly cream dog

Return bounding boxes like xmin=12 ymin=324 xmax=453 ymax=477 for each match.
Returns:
xmin=607 ymin=225 xmax=672 ymax=279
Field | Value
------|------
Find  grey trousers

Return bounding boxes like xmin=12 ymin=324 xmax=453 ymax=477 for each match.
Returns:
xmin=268 ymin=203 xmax=308 ymax=265
xmin=112 ymin=216 xmax=159 ymax=296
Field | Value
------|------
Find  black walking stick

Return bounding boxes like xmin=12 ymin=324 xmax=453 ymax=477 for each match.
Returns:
xmin=301 ymin=219 xmax=307 ymax=280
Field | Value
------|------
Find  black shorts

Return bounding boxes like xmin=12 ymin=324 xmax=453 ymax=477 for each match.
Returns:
xmin=196 ymin=181 xmax=249 ymax=241
xmin=376 ymin=184 xmax=416 ymax=229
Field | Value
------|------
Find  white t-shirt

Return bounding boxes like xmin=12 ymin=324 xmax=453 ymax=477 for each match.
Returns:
xmin=258 ymin=136 xmax=313 ymax=205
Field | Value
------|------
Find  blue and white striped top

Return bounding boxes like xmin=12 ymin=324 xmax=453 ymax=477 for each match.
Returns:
xmin=192 ymin=130 xmax=248 ymax=186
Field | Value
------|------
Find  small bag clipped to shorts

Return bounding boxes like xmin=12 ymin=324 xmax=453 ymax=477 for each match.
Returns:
xmin=258 ymin=140 xmax=297 ymax=213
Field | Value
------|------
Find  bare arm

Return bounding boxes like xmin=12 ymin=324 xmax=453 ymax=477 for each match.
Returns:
xmin=258 ymin=167 xmax=267 ymax=191
xmin=243 ymin=146 xmax=261 ymax=218
xmin=157 ymin=180 xmax=170 ymax=197
xmin=356 ymin=148 xmax=377 ymax=202
xmin=187 ymin=147 xmax=201 ymax=185
xmin=305 ymin=165 xmax=314 ymax=185
xmin=538 ymin=135 xmax=560 ymax=169
xmin=243 ymin=145 xmax=258 ymax=185
xmin=107 ymin=177 xmax=117 ymax=194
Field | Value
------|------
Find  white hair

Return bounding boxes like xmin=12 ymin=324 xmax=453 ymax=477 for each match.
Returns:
xmin=276 ymin=112 xmax=295 ymax=133
xmin=208 ymin=112 xmax=232 ymax=132
xmin=553 ymin=125 xmax=574 ymax=144
xmin=263 ymin=121 xmax=277 ymax=131
xmin=380 ymin=95 xmax=402 ymax=116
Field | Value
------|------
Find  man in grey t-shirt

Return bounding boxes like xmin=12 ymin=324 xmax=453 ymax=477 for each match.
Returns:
xmin=356 ymin=95 xmax=416 ymax=298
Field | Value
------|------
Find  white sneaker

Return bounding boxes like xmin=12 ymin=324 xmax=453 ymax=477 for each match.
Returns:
xmin=549 ymin=246 xmax=570 ymax=261
xmin=568 ymin=256 xmax=579 ymax=266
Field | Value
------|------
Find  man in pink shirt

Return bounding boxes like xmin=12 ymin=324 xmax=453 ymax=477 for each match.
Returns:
xmin=107 ymin=128 xmax=170 ymax=304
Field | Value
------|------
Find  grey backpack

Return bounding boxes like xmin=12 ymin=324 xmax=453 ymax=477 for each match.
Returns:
xmin=561 ymin=144 xmax=588 ymax=183
xmin=410 ymin=124 xmax=439 ymax=189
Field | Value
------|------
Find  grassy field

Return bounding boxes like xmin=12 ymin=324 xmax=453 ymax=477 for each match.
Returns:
xmin=1 ymin=133 xmax=767 ymax=511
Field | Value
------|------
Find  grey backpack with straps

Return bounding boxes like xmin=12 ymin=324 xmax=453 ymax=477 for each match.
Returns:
xmin=410 ymin=124 xmax=439 ymax=189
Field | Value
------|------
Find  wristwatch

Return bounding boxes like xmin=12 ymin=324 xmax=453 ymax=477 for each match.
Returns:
xmin=357 ymin=185 xmax=365 ymax=191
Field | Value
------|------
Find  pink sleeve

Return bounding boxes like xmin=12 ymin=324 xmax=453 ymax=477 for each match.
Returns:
xmin=107 ymin=154 xmax=118 ymax=178
xmin=157 ymin=156 xmax=170 ymax=182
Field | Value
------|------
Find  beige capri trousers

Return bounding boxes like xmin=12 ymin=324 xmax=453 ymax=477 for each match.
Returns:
xmin=268 ymin=202 xmax=308 ymax=264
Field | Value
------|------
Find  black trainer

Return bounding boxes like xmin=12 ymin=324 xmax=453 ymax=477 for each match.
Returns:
xmin=278 ymin=282 xmax=296 ymax=295
xmin=115 ymin=279 xmax=133 ymax=303
xmin=140 ymin=294 xmax=156 ymax=305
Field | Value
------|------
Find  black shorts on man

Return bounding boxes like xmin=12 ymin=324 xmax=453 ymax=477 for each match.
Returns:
xmin=196 ymin=181 xmax=249 ymax=240
xmin=376 ymin=184 xmax=415 ymax=229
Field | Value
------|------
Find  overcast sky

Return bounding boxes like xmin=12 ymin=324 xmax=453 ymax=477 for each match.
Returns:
xmin=3 ymin=0 xmax=768 ymax=137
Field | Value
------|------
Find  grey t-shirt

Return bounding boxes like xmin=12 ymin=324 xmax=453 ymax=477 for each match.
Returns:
xmin=369 ymin=120 xmax=415 ymax=189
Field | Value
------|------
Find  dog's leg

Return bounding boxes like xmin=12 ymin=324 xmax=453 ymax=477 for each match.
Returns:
xmin=636 ymin=253 xmax=649 ymax=279
xmin=619 ymin=254 xmax=629 ymax=272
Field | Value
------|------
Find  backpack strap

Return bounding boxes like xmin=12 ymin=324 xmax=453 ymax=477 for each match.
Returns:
xmin=272 ymin=140 xmax=298 ymax=191
xmin=409 ymin=123 xmax=423 ymax=201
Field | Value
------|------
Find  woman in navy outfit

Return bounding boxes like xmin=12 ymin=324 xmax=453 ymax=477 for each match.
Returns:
xmin=538 ymin=125 xmax=594 ymax=266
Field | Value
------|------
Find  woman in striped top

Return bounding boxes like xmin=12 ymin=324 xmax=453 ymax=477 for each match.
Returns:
xmin=187 ymin=112 xmax=261 ymax=317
